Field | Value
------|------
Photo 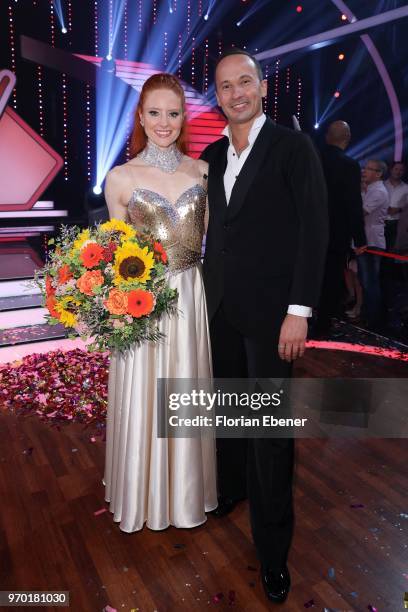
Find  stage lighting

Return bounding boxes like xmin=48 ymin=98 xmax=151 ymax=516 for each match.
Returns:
xmin=314 ymin=123 xmax=319 ymax=129
xmin=296 ymin=5 xmax=303 ymax=13
xmin=341 ymin=14 xmax=347 ymax=21
xmin=169 ymin=7 xmax=173 ymax=13
xmin=338 ymin=53 xmax=345 ymax=60
xmin=334 ymin=91 xmax=340 ymax=98
xmin=61 ymin=27 xmax=67 ymax=34
xmin=101 ymin=57 xmax=116 ymax=75
xmin=93 ymin=185 xmax=102 ymax=195
xmin=237 ymin=21 xmax=241 ymax=26
xmin=204 ymin=14 xmax=209 ymax=21
xmin=106 ymin=54 xmax=112 ymax=61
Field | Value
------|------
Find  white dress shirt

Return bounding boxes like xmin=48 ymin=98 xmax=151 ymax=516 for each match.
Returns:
xmin=384 ymin=179 xmax=408 ymax=221
xmin=362 ymin=181 xmax=389 ymax=249
xmin=222 ymin=113 xmax=311 ymax=318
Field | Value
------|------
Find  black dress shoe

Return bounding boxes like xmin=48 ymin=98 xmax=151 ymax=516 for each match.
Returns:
xmin=210 ymin=497 xmax=244 ymax=518
xmin=261 ymin=565 xmax=290 ymax=604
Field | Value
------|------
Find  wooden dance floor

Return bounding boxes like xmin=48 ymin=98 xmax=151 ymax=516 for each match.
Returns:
xmin=0 ymin=348 xmax=407 ymax=611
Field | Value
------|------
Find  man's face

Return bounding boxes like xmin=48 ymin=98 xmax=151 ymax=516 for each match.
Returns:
xmin=362 ymin=162 xmax=381 ymax=185
xmin=215 ymin=54 xmax=267 ymax=125
xmin=390 ymin=163 xmax=405 ymax=181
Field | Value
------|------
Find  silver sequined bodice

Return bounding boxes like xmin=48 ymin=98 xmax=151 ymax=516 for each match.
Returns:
xmin=127 ymin=184 xmax=206 ymax=274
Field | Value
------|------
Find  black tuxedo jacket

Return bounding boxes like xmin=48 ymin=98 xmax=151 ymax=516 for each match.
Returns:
xmin=201 ymin=118 xmax=328 ymax=336
xmin=320 ymin=144 xmax=366 ymax=252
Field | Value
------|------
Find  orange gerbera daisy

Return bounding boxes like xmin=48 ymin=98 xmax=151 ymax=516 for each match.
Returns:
xmin=153 ymin=241 xmax=168 ymax=264
xmin=45 ymin=275 xmax=55 ymax=297
xmin=46 ymin=294 xmax=60 ymax=319
xmin=127 ymin=289 xmax=154 ymax=318
xmin=58 ymin=264 xmax=73 ymax=284
xmin=80 ymin=242 xmax=104 ymax=269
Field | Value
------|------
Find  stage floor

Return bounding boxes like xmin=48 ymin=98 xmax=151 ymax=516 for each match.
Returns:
xmin=0 ymin=348 xmax=406 ymax=611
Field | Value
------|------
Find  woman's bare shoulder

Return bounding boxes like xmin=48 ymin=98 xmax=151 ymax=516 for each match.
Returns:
xmin=182 ymin=155 xmax=208 ymax=176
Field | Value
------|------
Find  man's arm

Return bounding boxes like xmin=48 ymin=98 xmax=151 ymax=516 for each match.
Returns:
xmin=279 ymin=134 xmax=329 ymax=361
xmin=345 ymin=161 xmax=366 ymax=247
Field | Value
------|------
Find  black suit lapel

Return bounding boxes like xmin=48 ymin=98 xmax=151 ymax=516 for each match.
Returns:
xmin=208 ymin=137 xmax=229 ymax=214
xmin=226 ymin=118 xmax=278 ymax=220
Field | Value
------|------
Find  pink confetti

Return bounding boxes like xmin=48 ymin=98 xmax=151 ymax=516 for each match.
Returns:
xmin=94 ymin=508 xmax=108 ymax=516
xmin=212 ymin=592 xmax=224 ymax=604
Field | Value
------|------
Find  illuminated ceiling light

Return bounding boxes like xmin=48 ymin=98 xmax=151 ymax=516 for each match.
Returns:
xmin=93 ymin=185 xmax=102 ymax=195
xmin=338 ymin=53 xmax=345 ymax=60
xmin=296 ymin=5 xmax=303 ymax=13
xmin=334 ymin=91 xmax=340 ymax=98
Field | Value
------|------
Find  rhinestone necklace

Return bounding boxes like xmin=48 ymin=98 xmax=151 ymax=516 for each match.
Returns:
xmin=138 ymin=139 xmax=183 ymax=174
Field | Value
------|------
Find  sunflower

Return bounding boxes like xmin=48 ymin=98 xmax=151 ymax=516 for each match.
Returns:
xmin=100 ymin=218 xmax=136 ymax=240
xmin=71 ymin=228 xmax=91 ymax=253
xmin=113 ymin=241 xmax=155 ymax=286
xmin=80 ymin=242 xmax=104 ymax=269
xmin=55 ymin=296 xmax=81 ymax=328
xmin=127 ymin=289 xmax=155 ymax=318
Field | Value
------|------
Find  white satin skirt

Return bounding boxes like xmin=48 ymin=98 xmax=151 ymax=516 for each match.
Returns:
xmin=104 ymin=264 xmax=218 ymax=532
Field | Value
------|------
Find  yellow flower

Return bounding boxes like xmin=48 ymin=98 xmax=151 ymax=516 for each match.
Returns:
xmin=113 ymin=241 xmax=155 ymax=286
xmin=55 ymin=296 xmax=81 ymax=328
xmin=71 ymin=229 xmax=91 ymax=253
xmin=100 ymin=218 xmax=136 ymax=240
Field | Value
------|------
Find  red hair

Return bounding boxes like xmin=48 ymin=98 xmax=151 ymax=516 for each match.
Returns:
xmin=129 ymin=73 xmax=188 ymax=158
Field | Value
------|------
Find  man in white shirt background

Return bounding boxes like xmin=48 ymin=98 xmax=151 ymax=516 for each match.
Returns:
xmin=358 ymin=159 xmax=389 ymax=330
xmin=384 ymin=161 xmax=408 ymax=250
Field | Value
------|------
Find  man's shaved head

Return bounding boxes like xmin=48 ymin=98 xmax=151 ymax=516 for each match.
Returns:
xmin=326 ymin=120 xmax=351 ymax=149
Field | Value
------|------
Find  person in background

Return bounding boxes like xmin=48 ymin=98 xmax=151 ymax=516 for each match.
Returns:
xmin=358 ymin=160 xmax=389 ymax=330
xmin=384 ymin=161 xmax=408 ymax=250
xmin=315 ymin=120 xmax=366 ymax=335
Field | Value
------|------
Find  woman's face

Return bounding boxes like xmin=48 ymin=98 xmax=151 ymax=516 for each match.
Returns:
xmin=139 ymin=88 xmax=184 ymax=149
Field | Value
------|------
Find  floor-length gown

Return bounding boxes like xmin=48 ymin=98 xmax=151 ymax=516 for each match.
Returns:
xmin=104 ymin=177 xmax=218 ymax=532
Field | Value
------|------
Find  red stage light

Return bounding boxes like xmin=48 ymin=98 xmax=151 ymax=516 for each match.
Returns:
xmin=338 ymin=53 xmax=345 ymax=60
xmin=296 ymin=5 xmax=303 ymax=13
xmin=334 ymin=91 xmax=340 ymax=98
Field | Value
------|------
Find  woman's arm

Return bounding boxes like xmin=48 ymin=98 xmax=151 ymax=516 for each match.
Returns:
xmin=104 ymin=167 xmax=128 ymax=221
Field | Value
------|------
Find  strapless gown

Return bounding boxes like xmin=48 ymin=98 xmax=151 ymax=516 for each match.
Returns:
xmin=103 ymin=184 xmax=218 ymax=531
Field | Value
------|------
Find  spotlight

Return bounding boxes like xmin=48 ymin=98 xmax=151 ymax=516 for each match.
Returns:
xmin=106 ymin=54 xmax=112 ymax=61
xmin=61 ymin=26 xmax=67 ymax=34
xmin=334 ymin=91 xmax=340 ymax=98
xmin=296 ymin=5 xmax=303 ymax=13
xmin=314 ymin=123 xmax=319 ymax=129
xmin=341 ymin=14 xmax=347 ymax=21
xmin=204 ymin=14 xmax=209 ymax=21
xmin=338 ymin=53 xmax=345 ymax=60
xmin=169 ymin=6 xmax=173 ymax=13
xmin=93 ymin=185 xmax=102 ymax=195
xmin=236 ymin=21 xmax=241 ymax=26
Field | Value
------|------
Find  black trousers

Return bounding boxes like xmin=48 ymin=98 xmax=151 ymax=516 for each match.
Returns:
xmin=210 ymin=305 xmax=294 ymax=571
xmin=316 ymin=249 xmax=347 ymax=330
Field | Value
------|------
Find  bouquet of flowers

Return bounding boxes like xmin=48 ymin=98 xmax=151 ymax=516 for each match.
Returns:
xmin=34 ymin=219 xmax=178 ymax=352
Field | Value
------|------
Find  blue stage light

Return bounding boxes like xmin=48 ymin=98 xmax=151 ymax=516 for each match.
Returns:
xmin=204 ymin=14 xmax=209 ymax=21
xmin=314 ymin=123 xmax=319 ymax=129
xmin=61 ymin=27 xmax=67 ymax=34
xmin=93 ymin=185 xmax=102 ymax=195
xmin=237 ymin=21 xmax=241 ymax=26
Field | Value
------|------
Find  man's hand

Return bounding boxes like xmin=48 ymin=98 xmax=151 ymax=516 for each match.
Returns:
xmin=278 ymin=314 xmax=308 ymax=362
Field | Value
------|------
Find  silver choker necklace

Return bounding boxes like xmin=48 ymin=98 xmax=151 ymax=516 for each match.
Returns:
xmin=138 ymin=140 xmax=183 ymax=174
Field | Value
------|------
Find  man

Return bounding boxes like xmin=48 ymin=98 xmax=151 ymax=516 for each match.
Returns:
xmin=358 ymin=160 xmax=389 ymax=329
xmin=201 ymin=49 xmax=328 ymax=604
xmin=315 ymin=121 xmax=367 ymax=333
xmin=384 ymin=161 xmax=408 ymax=250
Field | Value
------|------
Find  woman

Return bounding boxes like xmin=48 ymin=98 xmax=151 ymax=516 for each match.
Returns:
xmin=103 ymin=73 xmax=217 ymax=532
